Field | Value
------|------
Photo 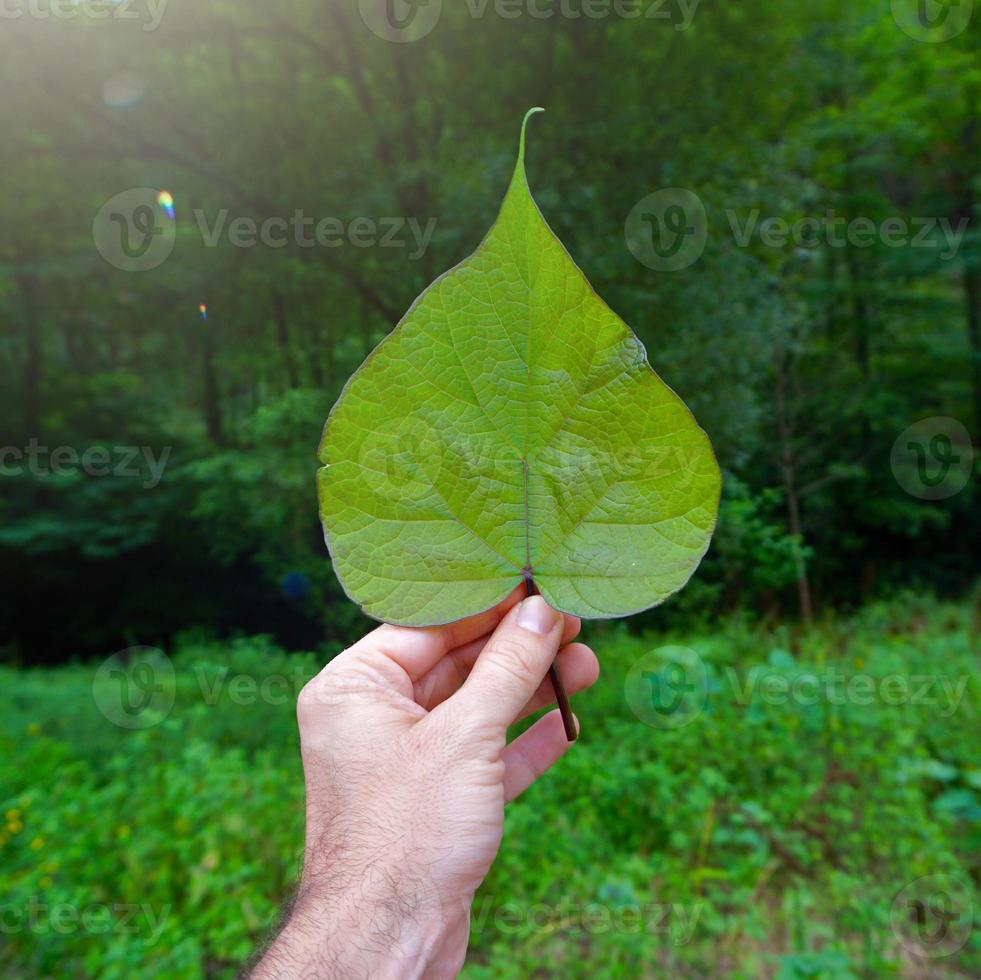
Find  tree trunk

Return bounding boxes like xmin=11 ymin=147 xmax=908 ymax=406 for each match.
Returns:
xmin=201 ymin=327 xmax=223 ymax=445
xmin=16 ymin=273 xmax=42 ymax=437
xmin=965 ymin=263 xmax=981 ymax=433
xmin=784 ymin=477 xmax=815 ymax=623
xmin=272 ymin=288 xmax=299 ymax=388
xmin=774 ymin=349 xmax=814 ymax=622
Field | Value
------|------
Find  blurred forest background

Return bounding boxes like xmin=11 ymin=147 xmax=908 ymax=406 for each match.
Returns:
xmin=2 ymin=2 xmax=981 ymax=978
xmin=1 ymin=0 xmax=977 ymax=663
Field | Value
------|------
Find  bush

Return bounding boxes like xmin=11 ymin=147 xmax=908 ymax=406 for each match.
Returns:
xmin=0 ymin=599 xmax=978 ymax=977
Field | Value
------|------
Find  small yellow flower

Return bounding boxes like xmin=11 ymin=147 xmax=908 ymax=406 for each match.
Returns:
xmin=5 ymin=809 xmax=19 ymax=821
xmin=7 ymin=820 xmax=23 ymax=834
xmin=40 ymin=876 xmax=53 ymax=888
xmin=44 ymin=860 xmax=59 ymax=872
xmin=25 ymin=723 xmax=40 ymax=736
xmin=29 ymin=837 xmax=44 ymax=851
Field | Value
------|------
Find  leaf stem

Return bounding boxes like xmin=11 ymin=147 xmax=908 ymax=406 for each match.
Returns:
xmin=524 ymin=575 xmax=577 ymax=742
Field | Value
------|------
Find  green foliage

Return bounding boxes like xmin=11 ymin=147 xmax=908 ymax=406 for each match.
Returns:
xmin=319 ymin=110 xmax=720 ymax=624
xmin=2 ymin=1 xmax=979 ymax=654
xmin=712 ymin=477 xmax=810 ymax=594
xmin=1 ymin=598 xmax=978 ymax=978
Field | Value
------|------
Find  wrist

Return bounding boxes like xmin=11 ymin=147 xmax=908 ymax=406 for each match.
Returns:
xmin=255 ymin=865 xmax=469 ymax=980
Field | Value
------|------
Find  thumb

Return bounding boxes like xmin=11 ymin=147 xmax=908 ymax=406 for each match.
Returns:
xmin=444 ymin=595 xmax=563 ymax=732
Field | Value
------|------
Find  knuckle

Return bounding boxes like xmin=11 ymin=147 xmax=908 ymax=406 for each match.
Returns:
xmin=295 ymin=679 xmax=325 ymax=722
xmin=297 ymin=659 xmax=392 ymax=725
xmin=296 ymin=673 xmax=351 ymax=718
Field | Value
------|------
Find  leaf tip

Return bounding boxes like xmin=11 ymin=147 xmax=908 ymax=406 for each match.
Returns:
xmin=517 ymin=107 xmax=545 ymax=172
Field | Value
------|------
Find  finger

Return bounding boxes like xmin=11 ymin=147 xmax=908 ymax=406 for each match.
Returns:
xmin=413 ymin=615 xmax=581 ymax=709
xmin=513 ymin=643 xmax=598 ymax=723
xmin=349 ymin=584 xmax=525 ymax=681
xmin=502 ymin=710 xmax=579 ymax=803
xmin=445 ymin=595 xmax=564 ymax=731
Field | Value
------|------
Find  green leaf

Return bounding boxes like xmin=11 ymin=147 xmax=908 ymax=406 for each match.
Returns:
xmin=318 ymin=109 xmax=720 ymax=625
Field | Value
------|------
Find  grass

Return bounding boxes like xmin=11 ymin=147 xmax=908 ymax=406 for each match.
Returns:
xmin=1 ymin=593 xmax=979 ymax=978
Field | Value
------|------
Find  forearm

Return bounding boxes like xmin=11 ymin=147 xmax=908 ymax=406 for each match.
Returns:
xmin=251 ymin=869 xmax=466 ymax=979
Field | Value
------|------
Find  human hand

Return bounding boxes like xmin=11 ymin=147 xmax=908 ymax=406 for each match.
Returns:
xmin=252 ymin=586 xmax=599 ymax=979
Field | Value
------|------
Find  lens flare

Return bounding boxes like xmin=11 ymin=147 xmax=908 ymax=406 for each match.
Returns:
xmin=102 ymin=72 xmax=145 ymax=109
xmin=157 ymin=191 xmax=174 ymax=220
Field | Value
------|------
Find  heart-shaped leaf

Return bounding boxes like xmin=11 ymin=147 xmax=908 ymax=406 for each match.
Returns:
xmin=318 ymin=109 xmax=720 ymax=626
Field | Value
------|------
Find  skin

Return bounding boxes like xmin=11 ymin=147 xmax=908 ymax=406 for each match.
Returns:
xmin=251 ymin=587 xmax=600 ymax=979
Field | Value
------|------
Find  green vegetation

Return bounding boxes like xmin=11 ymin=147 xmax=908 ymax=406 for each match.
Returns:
xmin=1 ymin=0 xmax=978 ymax=659
xmin=2 ymin=595 xmax=978 ymax=977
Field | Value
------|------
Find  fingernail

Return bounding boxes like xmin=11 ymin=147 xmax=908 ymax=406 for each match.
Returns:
xmin=516 ymin=595 xmax=560 ymax=635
